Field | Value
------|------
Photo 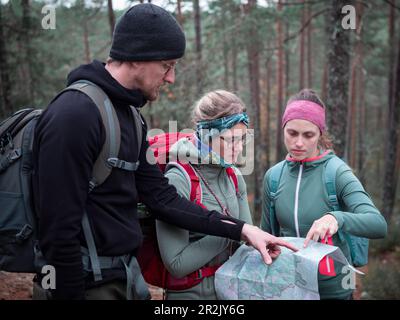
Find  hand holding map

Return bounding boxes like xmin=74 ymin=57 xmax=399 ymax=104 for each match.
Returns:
xmin=215 ymin=237 xmax=363 ymax=300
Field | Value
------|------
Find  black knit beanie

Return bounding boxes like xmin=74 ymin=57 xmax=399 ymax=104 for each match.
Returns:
xmin=109 ymin=3 xmax=186 ymax=61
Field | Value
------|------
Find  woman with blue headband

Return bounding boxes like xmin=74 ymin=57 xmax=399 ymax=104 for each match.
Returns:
xmin=156 ymin=90 xmax=254 ymax=299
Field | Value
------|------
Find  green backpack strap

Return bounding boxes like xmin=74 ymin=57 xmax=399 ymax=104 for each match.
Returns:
xmin=268 ymin=160 xmax=286 ymax=236
xmin=324 ymin=156 xmax=345 ymax=211
xmin=324 ymin=156 xmax=369 ymax=267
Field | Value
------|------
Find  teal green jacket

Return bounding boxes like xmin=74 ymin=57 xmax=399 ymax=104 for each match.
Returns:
xmin=261 ymin=150 xmax=387 ymax=300
xmin=156 ymin=137 xmax=253 ymax=300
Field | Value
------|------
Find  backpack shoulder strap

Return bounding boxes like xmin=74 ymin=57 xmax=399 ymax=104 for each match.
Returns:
xmin=268 ymin=160 xmax=286 ymax=236
xmin=324 ymin=156 xmax=369 ymax=267
xmin=129 ymin=105 xmax=143 ymax=158
xmin=0 ymin=108 xmax=35 ymax=140
xmin=167 ymin=161 xmax=204 ymax=207
xmin=226 ymin=167 xmax=239 ymax=196
xmin=324 ymin=156 xmax=348 ymax=211
xmin=63 ymin=81 xmax=141 ymax=191
xmin=63 ymin=80 xmax=120 ymax=190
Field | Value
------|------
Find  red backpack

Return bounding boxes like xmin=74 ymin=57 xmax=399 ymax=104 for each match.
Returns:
xmin=137 ymin=132 xmax=239 ymax=291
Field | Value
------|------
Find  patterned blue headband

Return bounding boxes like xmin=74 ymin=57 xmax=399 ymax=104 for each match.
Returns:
xmin=196 ymin=113 xmax=249 ymax=142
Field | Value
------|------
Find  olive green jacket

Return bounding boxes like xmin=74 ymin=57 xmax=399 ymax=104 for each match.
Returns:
xmin=156 ymin=137 xmax=253 ymax=300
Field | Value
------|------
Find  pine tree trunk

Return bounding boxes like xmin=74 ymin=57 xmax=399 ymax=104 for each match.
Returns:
xmin=177 ymin=0 xmax=184 ymax=27
xmin=20 ymin=0 xmax=33 ymax=102
xmin=231 ymin=18 xmax=238 ymax=92
xmin=321 ymin=61 xmax=328 ymax=102
xmin=221 ymin=3 xmax=229 ymax=89
xmin=262 ymin=57 xmax=272 ymax=170
xmin=347 ymin=59 xmax=357 ymax=168
xmin=388 ymin=1 xmax=396 ymax=116
xmin=231 ymin=4 xmax=240 ymax=93
xmin=382 ymin=16 xmax=400 ymax=220
xmin=355 ymin=2 xmax=364 ymax=177
xmin=325 ymin=0 xmax=351 ymax=158
xmin=347 ymin=3 xmax=362 ymax=170
xmin=299 ymin=2 xmax=306 ymax=90
xmin=276 ymin=0 xmax=285 ymax=162
xmin=306 ymin=2 xmax=313 ymax=88
xmin=245 ymin=0 xmax=262 ymax=221
xmin=0 ymin=3 xmax=12 ymax=118
xmin=285 ymin=20 xmax=290 ymax=101
xmin=193 ymin=0 xmax=202 ymax=96
xmin=357 ymin=9 xmax=365 ymax=184
xmin=83 ymin=20 xmax=91 ymax=63
xmin=107 ymin=0 xmax=115 ymax=39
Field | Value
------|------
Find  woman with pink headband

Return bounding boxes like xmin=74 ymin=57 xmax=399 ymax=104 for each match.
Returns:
xmin=261 ymin=89 xmax=387 ymax=300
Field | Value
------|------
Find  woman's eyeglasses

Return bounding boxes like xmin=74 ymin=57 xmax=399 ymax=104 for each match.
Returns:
xmin=219 ymin=131 xmax=253 ymax=146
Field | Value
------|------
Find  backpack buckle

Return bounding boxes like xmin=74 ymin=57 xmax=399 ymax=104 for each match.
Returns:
xmin=0 ymin=133 xmax=14 ymax=154
xmin=107 ymin=157 xmax=139 ymax=171
xmin=107 ymin=157 xmax=119 ymax=168
xmin=88 ymin=180 xmax=97 ymax=193
xmin=8 ymin=148 xmax=21 ymax=162
xmin=328 ymin=195 xmax=339 ymax=208
xmin=6 ymin=132 xmax=14 ymax=149
xmin=15 ymin=224 xmax=33 ymax=243
xmin=0 ymin=139 xmax=5 ymax=155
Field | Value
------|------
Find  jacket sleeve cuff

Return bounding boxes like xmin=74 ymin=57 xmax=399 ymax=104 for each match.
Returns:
xmin=326 ymin=211 xmax=344 ymax=229
xmin=213 ymin=212 xmax=245 ymax=241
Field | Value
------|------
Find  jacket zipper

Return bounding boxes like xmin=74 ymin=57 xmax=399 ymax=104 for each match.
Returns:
xmin=294 ymin=163 xmax=303 ymax=238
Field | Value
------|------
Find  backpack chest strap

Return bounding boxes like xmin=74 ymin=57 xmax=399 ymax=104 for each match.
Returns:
xmin=107 ymin=157 xmax=139 ymax=171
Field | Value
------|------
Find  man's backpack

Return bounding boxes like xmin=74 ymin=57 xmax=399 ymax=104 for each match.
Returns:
xmin=267 ymin=156 xmax=369 ymax=268
xmin=0 ymin=80 xmax=144 ymax=277
xmin=137 ymin=132 xmax=239 ymax=291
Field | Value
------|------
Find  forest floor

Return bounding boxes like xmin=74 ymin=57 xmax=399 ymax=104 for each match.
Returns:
xmin=0 ymin=272 xmax=164 ymax=300
xmin=0 ymin=266 xmax=370 ymax=301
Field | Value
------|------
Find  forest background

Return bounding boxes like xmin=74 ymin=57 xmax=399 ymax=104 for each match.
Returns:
xmin=0 ymin=0 xmax=399 ymax=299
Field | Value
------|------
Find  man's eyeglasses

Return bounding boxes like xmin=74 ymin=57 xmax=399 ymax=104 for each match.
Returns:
xmin=161 ymin=61 xmax=177 ymax=75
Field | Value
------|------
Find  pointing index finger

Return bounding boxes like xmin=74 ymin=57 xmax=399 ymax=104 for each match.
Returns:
xmin=273 ymin=238 xmax=298 ymax=252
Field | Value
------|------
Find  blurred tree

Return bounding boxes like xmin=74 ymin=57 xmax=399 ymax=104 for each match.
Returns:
xmin=244 ymin=0 xmax=263 ymax=219
xmin=107 ymin=0 xmax=115 ymax=38
xmin=0 ymin=3 xmax=12 ymax=117
xmin=325 ymin=0 xmax=351 ymax=158
xmin=299 ymin=0 xmax=305 ymax=90
xmin=306 ymin=1 xmax=313 ymax=88
xmin=275 ymin=0 xmax=285 ymax=162
xmin=193 ymin=0 xmax=202 ymax=95
xmin=20 ymin=0 xmax=34 ymax=101
xmin=347 ymin=2 xmax=365 ymax=170
xmin=383 ymin=1 xmax=400 ymax=220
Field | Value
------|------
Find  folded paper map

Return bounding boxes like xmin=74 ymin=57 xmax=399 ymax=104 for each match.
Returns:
xmin=215 ymin=237 xmax=363 ymax=300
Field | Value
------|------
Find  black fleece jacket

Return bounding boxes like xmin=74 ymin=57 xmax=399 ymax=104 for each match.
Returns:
xmin=32 ymin=60 xmax=244 ymax=300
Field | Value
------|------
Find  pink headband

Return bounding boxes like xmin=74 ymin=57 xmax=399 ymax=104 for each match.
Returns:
xmin=281 ymin=100 xmax=326 ymax=132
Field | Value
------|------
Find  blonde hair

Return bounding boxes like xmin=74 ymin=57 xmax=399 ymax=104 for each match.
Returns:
xmin=192 ymin=90 xmax=247 ymax=124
